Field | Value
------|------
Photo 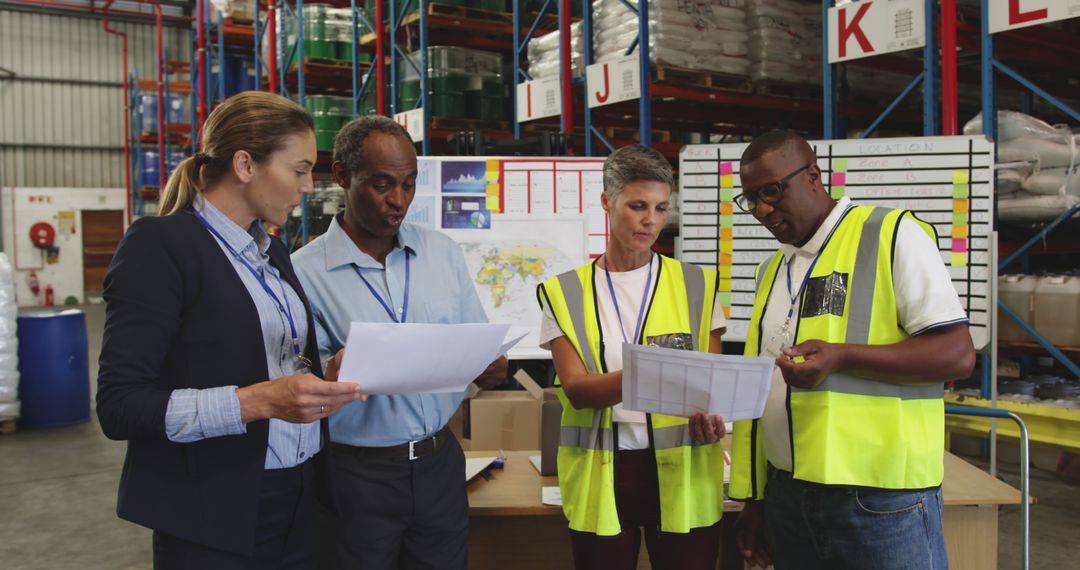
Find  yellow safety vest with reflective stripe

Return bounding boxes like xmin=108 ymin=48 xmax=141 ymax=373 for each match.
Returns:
xmin=537 ymin=255 xmax=726 ymax=536
xmin=729 ymin=206 xmax=945 ymax=500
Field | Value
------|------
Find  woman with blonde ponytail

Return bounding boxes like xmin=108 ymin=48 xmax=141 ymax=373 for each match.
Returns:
xmin=96 ymin=91 xmax=362 ymax=569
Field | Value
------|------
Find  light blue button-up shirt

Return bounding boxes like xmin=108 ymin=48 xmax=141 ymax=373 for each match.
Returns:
xmin=163 ymin=197 xmax=321 ymax=469
xmin=291 ymin=215 xmax=488 ymax=447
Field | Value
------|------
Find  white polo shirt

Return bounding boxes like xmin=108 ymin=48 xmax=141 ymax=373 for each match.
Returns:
xmin=759 ymin=197 xmax=968 ymax=471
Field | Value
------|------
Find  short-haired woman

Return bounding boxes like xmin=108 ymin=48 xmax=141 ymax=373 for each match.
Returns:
xmin=538 ymin=144 xmax=728 ymax=569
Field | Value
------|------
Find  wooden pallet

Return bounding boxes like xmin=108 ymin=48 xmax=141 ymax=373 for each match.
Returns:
xmin=602 ymin=126 xmax=672 ymax=144
xmin=430 ymin=115 xmax=510 ymax=132
xmin=753 ymin=80 xmax=821 ymax=100
xmin=0 ymin=419 xmax=16 ymax=435
xmin=654 ymin=65 xmax=752 ymax=93
xmin=424 ymin=3 xmax=514 ymax=23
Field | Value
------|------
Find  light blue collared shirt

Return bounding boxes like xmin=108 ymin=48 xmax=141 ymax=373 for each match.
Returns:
xmin=291 ymin=215 xmax=488 ymax=447
xmin=163 ymin=198 xmax=321 ymax=469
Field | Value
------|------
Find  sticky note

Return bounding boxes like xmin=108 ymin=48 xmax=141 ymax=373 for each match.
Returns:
xmin=723 ymin=306 xmax=732 ymax=319
xmin=720 ymin=203 xmax=734 ymax=216
xmin=951 ymin=252 xmax=968 ymax=267
xmin=720 ymin=188 xmax=735 ymax=202
xmin=719 ymin=162 xmax=734 ymax=175
xmin=952 ymin=200 xmax=969 ymax=213
xmin=833 ymin=159 xmax=848 ymax=172
xmin=720 ymin=174 xmax=734 ymax=188
xmin=831 ymin=186 xmax=846 ymax=199
xmin=718 ymin=278 xmax=732 ymax=292
xmin=486 ymin=160 xmax=500 ymax=179
xmin=720 ymin=216 xmax=734 ymax=228
xmin=486 ymin=183 xmax=500 ymax=196
xmin=486 ymin=195 xmax=501 ymax=211
xmin=951 ymin=225 xmax=968 ymax=239
xmin=720 ymin=240 xmax=733 ymax=254
xmin=719 ymin=253 xmax=733 ymax=265
xmin=719 ymin=265 xmax=733 ymax=278
xmin=953 ymin=213 xmax=969 ymax=225
xmin=952 ymin=170 xmax=969 ymax=185
xmin=953 ymin=185 xmax=969 ymax=199
xmin=720 ymin=228 xmax=733 ymax=241
xmin=718 ymin=292 xmax=732 ymax=305
xmin=951 ymin=238 xmax=968 ymax=253
xmin=831 ymin=172 xmax=847 ymax=186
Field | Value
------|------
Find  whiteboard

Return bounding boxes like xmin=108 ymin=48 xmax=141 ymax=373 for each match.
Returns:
xmin=413 ymin=156 xmax=605 ymax=360
xmin=678 ymin=135 xmax=993 ymax=349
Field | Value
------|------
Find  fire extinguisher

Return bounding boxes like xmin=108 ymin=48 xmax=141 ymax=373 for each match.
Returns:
xmin=27 ymin=271 xmax=40 ymax=298
xmin=44 ymin=285 xmax=54 ymax=307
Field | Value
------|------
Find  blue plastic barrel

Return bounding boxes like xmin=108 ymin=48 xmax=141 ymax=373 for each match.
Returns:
xmin=16 ymin=309 xmax=90 ymax=428
xmin=141 ymin=150 xmax=160 ymax=187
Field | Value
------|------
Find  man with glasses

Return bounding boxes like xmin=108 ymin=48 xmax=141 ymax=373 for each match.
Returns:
xmin=727 ymin=130 xmax=976 ymax=570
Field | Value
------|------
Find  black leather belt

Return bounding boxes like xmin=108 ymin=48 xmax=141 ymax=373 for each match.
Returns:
xmin=333 ymin=426 xmax=452 ymax=461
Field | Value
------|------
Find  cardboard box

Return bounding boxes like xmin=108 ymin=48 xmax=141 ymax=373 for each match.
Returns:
xmin=464 ymin=371 xmax=548 ymax=451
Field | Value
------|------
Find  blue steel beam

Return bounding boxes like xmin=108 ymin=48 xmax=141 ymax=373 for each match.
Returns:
xmin=993 ymin=61 xmax=1080 ymax=124
xmin=998 ymin=301 xmax=1080 ymax=379
xmin=922 ymin=0 xmax=937 ymax=135
xmin=419 ymin=0 xmax=429 ymax=154
xmin=822 ymin=0 xmax=834 ymax=138
xmin=638 ymin=0 xmax=650 ymax=147
xmin=860 ymin=73 xmax=924 ymax=139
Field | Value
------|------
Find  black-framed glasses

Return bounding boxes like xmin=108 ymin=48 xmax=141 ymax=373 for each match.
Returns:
xmin=734 ymin=163 xmax=812 ymax=212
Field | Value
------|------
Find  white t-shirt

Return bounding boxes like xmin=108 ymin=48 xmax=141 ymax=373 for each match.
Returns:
xmin=540 ymin=256 xmax=728 ymax=450
xmin=759 ymin=197 xmax=969 ymax=471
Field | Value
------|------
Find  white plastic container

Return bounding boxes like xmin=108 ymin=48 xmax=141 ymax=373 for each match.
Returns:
xmin=998 ymin=275 xmax=1037 ymax=343
xmin=1033 ymin=275 xmax=1080 ymax=347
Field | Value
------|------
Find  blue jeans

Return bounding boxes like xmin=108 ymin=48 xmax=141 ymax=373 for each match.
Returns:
xmin=764 ymin=469 xmax=948 ymax=570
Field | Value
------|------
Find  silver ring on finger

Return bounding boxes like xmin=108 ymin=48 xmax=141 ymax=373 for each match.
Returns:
xmin=320 ymin=405 xmax=326 ymax=414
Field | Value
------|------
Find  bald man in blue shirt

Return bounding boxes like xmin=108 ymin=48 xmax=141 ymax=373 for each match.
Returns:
xmin=292 ymin=116 xmax=507 ymax=570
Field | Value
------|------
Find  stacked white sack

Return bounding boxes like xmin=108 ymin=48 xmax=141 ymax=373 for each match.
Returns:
xmin=0 ymin=254 xmax=18 ymax=421
xmin=527 ymin=21 xmax=584 ymax=79
xmin=593 ymin=0 xmax=750 ymax=76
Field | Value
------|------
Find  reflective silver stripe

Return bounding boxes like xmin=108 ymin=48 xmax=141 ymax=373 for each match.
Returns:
xmin=652 ymin=423 xmax=703 ymax=450
xmin=556 ymin=270 xmax=599 ymax=375
xmin=814 ymin=373 xmax=944 ymax=400
xmin=755 ymin=255 xmax=778 ymax=291
xmin=681 ymin=261 xmax=706 ymax=349
xmin=846 ymin=207 xmax=890 ymax=345
xmin=799 ymin=208 xmax=942 ymax=401
xmin=560 ymin=420 xmax=614 ymax=451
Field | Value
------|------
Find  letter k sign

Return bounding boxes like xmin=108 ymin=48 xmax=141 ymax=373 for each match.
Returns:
xmin=838 ymin=3 xmax=874 ymax=58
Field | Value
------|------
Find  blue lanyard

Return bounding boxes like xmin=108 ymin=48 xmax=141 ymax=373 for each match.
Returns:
xmin=193 ymin=211 xmax=306 ymax=364
xmin=603 ymin=253 xmax=653 ymax=344
xmin=353 ymin=251 xmax=411 ymax=323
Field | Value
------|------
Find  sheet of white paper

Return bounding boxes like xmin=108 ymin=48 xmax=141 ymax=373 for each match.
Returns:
xmin=622 ymin=343 xmax=773 ymax=421
xmin=528 ymin=454 xmax=542 ymax=474
xmin=339 ymin=323 xmax=523 ymax=395
xmin=541 ymin=486 xmax=562 ymax=506
xmin=465 ymin=456 xmax=498 ymax=482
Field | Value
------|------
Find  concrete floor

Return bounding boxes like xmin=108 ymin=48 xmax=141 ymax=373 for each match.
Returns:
xmin=0 ymin=303 xmax=1078 ymax=569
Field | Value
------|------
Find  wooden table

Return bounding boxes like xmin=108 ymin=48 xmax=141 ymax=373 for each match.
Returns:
xmin=466 ymin=451 xmax=1020 ymax=570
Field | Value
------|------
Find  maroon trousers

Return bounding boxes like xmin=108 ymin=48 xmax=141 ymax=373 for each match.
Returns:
xmin=568 ymin=449 xmax=722 ymax=570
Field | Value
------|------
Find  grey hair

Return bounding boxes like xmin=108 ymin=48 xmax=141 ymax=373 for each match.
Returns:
xmin=602 ymin=144 xmax=674 ymax=201
xmin=333 ymin=115 xmax=413 ymax=175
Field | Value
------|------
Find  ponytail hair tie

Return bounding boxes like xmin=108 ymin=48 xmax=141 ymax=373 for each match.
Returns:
xmin=193 ymin=152 xmax=212 ymax=165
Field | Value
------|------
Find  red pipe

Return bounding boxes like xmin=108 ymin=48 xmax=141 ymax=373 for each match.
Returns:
xmin=941 ymin=0 xmax=958 ymax=135
xmin=103 ymin=0 xmax=165 ymax=222
xmin=376 ymin=0 xmax=385 ymax=115
xmin=101 ymin=7 xmax=131 ymax=225
xmin=9 ymin=0 xmax=190 ymax=22
xmin=559 ymin=0 xmax=573 ymax=149
xmin=268 ymin=1 xmax=278 ymax=94
xmin=197 ymin=0 xmax=207 ymax=130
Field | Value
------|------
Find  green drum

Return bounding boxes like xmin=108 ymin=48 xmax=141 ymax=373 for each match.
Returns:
xmin=315 ymin=129 xmax=338 ymax=152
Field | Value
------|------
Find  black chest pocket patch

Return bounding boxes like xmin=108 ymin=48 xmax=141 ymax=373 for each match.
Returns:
xmin=646 ymin=332 xmax=695 ymax=351
xmin=800 ymin=271 xmax=848 ymax=319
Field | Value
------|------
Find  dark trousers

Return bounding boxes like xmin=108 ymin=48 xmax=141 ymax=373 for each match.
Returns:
xmin=153 ymin=460 xmax=318 ymax=570
xmin=321 ymin=434 xmax=469 ymax=570
xmin=568 ymin=449 xmax=721 ymax=570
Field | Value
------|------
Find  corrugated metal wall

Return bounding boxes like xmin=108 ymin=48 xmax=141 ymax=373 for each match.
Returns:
xmin=0 ymin=10 xmax=189 ymax=188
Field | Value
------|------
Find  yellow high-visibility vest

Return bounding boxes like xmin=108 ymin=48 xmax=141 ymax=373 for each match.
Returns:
xmin=538 ymin=255 xmax=726 ymax=535
xmin=730 ymin=206 xmax=945 ymax=500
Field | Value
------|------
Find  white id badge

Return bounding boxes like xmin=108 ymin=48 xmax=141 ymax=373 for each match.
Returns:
xmin=760 ymin=325 xmax=794 ymax=359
